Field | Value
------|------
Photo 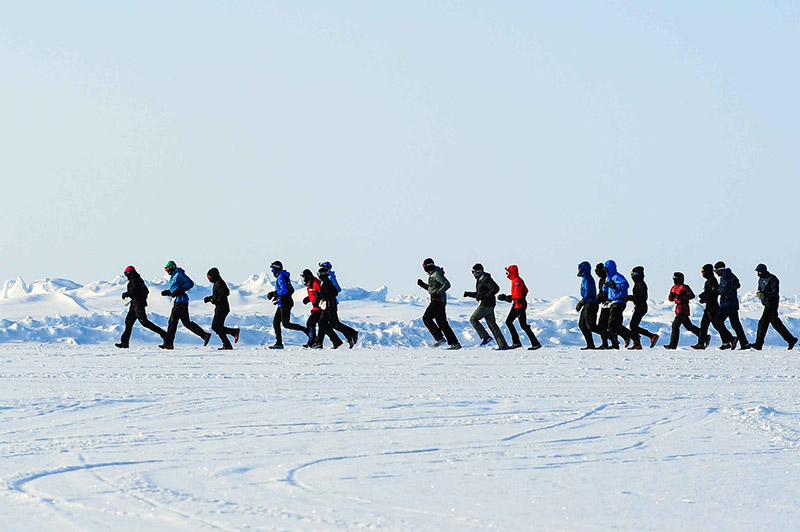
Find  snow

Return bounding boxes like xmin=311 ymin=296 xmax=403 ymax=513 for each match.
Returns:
xmin=1 ymin=344 xmax=800 ymax=530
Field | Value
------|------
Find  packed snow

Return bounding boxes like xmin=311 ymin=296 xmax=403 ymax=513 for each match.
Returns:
xmin=2 ymin=274 xmax=800 ymax=530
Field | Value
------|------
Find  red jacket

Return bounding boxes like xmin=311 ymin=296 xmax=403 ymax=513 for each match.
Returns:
xmin=506 ymin=265 xmax=529 ymax=309
xmin=668 ymin=284 xmax=694 ymax=315
xmin=306 ymin=278 xmax=322 ymax=311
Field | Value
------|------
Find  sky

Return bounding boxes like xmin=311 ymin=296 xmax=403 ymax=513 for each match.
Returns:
xmin=2 ymin=1 xmax=799 ymax=299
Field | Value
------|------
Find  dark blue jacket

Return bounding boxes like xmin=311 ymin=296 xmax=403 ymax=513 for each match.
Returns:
xmin=167 ymin=268 xmax=194 ymax=304
xmin=757 ymin=272 xmax=780 ymax=307
xmin=275 ymin=270 xmax=292 ymax=307
xmin=717 ymin=268 xmax=740 ymax=310
xmin=578 ymin=261 xmax=598 ymax=304
xmin=604 ymin=260 xmax=629 ymax=304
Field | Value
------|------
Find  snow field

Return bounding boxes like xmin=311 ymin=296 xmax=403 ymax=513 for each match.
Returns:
xmin=1 ymin=344 xmax=800 ymax=530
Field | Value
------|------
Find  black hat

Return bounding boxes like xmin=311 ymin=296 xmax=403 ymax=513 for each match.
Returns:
xmin=755 ymin=263 xmax=768 ymax=274
xmin=714 ymin=261 xmax=726 ymax=270
xmin=701 ymin=263 xmax=714 ymax=277
xmin=301 ymin=268 xmax=313 ymax=278
xmin=471 ymin=263 xmax=484 ymax=273
xmin=631 ymin=266 xmax=644 ymax=277
xmin=270 ymin=260 xmax=283 ymax=271
xmin=318 ymin=266 xmax=330 ymax=277
xmin=673 ymin=271 xmax=684 ymax=281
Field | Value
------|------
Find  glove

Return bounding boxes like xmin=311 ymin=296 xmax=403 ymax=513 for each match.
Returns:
xmin=498 ymin=294 xmax=510 ymax=302
xmin=121 ymin=292 xmax=129 ymax=300
xmin=576 ymin=300 xmax=584 ymax=312
xmin=417 ymin=279 xmax=427 ymax=289
xmin=463 ymin=291 xmax=478 ymax=299
xmin=303 ymin=296 xmax=310 ymax=305
xmin=161 ymin=290 xmax=171 ymax=297
xmin=605 ymin=280 xmax=616 ymax=289
xmin=698 ymin=294 xmax=706 ymax=304
xmin=267 ymin=290 xmax=277 ymax=300
xmin=204 ymin=296 xmax=212 ymax=303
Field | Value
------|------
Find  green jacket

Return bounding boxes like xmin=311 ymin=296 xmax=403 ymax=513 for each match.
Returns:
xmin=427 ymin=267 xmax=451 ymax=303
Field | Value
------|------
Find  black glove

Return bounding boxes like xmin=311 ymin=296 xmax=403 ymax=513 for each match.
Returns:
xmin=121 ymin=292 xmax=129 ymax=300
xmin=204 ymin=296 xmax=212 ymax=303
xmin=576 ymin=300 xmax=584 ymax=312
xmin=417 ymin=279 xmax=427 ymax=289
xmin=303 ymin=296 xmax=310 ymax=305
xmin=267 ymin=290 xmax=276 ymax=300
xmin=463 ymin=291 xmax=478 ymax=299
xmin=498 ymin=294 xmax=510 ymax=302
xmin=698 ymin=294 xmax=706 ymax=304
xmin=161 ymin=289 xmax=171 ymax=297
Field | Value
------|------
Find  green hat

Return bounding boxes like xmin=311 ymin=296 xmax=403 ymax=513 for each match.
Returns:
xmin=164 ymin=260 xmax=177 ymax=272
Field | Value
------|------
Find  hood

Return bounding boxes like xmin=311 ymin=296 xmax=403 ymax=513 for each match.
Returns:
xmin=630 ymin=266 xmax=644 ymax=280
xmin=506 ymin=265 xmax=519 ymax=279
xmin=578 ymin=261 xmax=592 ymax=277
xmin=604 ymin=260 xmax=618 ymax=277
xmin=206 ymin=267 xmax=220 ymax=283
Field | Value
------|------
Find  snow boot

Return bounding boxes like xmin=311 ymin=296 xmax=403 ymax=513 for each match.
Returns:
xmin=233 ymin=329 xmax=241 ymax=344
xmin=628 ymin=344 xmax=643 ymax=350
xmin=650 ymin=335 xmax=659 ymax=348
xmin=159 ymin=344 xmax=174 ymax=350
xmin=218 ymin=345 xmax=233 ymax=351
xmin=203 ymin=333 xmax=212 ymax=347
xmin=115 ymin=343 xmax=129 ymax=349
xmin=789 ymin=337 xmax=798 ymax=351
xmin=432 ymin=339 xmax=447 ymax=348
xmin=528 ymin=344 xmax=542 ymax=351
xmin=269 ymin=343 xmax=284 ymax=350
xmin=446 ymin=343 xmax=462 ymax=350
xmin=509 ymin=343 xmax=522 ymax=350
xmin=480 ymin=337 xmax=494 ymax=347
xmin=496 ymin=346 xmax=510 ymax=351
xmin=730 ymin=338 xmax=738 ymax=350
xmin=348 ymin=331 xmax=359 ymax=349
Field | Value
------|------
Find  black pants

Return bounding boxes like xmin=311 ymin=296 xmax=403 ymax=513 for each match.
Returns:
xmin=755 ymin=303 xmax=796 ymax=347
xmin=579 ymin=302 xmax=600 ymax=348
xmin=212 ymin=306 xmax=238 ymax=348
xmin=505 ymin=307 xmax=540 ymax=347
xmin=273 ymin=302 xmax=308 ymax=344
xmin=164 ymin=302 xmax=208 ymax=346
xmin=628 ymin=303 xmax=655 ymax=347
xmin=717 ymin=307 xmax=749 ymax=346
xmin=669 ymin=314 xmax=702 ymax=348
xmin=699 ymin=305 xmax=733 ymax=345
xmin=423 ymin=301 xmax=459 ymax=345
xmin=308 ymin=310 xmax=342 ymax=347
xmin=120 ymin=303 xmax=166 ymax=345
xmin=607 ymin=302 xmax=631 ymax=348
xmin=598 ymin=306 xmax=611 ymax=347
xmin=324 ymin=308 xmax=356 ymax=343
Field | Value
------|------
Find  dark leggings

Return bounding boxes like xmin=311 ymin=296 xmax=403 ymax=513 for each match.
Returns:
xmin=669 ymin=314 xmax=702 ymax=348
xmin=629 ymin=303 xmax=655 ymax=347
xmin=273 ymin=303 xmax=308 ymax=344
xmin=578 ymin=303 xmax=600 ymax=348
xmin=755 ymin=304 xmax=796 ymax=347
xmin=212 ymin=307 xmax=238 ymax=348
xmin=164 ymin=302 xmax=208 ymax=346
xmin=505 ymin=307 xmax=540 ymax=347
xmin=307 ymin=310 xmax=342 ymax=346
xmin=120 ymin=303 xmax=166 ymax=345
xmin=699 ymin=306 xmax=733 ymax=346
xmin=422 ymin=301 xmax=459 ymax=345
xmin=717 ymin=307 xmax=749 ymax=346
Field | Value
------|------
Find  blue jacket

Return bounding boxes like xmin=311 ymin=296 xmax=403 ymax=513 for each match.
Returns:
xmin=604 ymin=260 xmax=629 ymax=303
xmin=578 ymin=261 xmax=598 ymax=304
xmin=328 ymin=270 xmax=342 ymax=292
xmin=168 ymin=268 xmax=194 ymax=304
xmin=275 ymin=270 xmax=292 ymax=306
xmin=717 ymin=268 xmax=740 ymax=310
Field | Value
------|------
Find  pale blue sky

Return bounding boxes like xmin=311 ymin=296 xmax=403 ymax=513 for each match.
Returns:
xmin=2 ymin=2 xmax=799 ymax=298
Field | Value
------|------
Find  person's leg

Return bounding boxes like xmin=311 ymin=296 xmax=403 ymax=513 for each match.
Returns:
xmin=434 ymin=303 xmax=459 ymax=346
xmin=709 ymin=308 xmax=734 ymax=345
xmin=119 ymin=306 xmax=137 ymax=346
xmin=505 ymin=308 xmax=521 ymax=346
xmin=179 ymin=304 xmax=210 ymax=341
xmin=699 ymin=309 xmax=711 ymax=343
xmin=306 ymin=311 xmax=321 ymax=345
xmin=329 ymin=311 xmax=356 ymax=342
xmin=212 ymin=308 xmax=232 ymax=348
xmin=516 ymin=309 xmax=540 ymax=347
xmin=628 ymin=306 xmax=644 ymax=347
xmin=135 ymin=305 xmax=166 ymax=340
xmin=607 ymin=304 xmax=624 ymax=348
xmin=683 ymin=314 xmax=703 ymax=338
xmin=469 ymin=306 xmax=491 ymax=342
xmin=423 ymin=302 xmax=444 ymax=342
xmin=668 ymin=315 xmax=682 ymax=348
xmin=725 ymin=308 xmax=750 ymax=347
xmin=280 ymin=303 xmax=309 ymax=336
xmin=755 ymin=306 xmax=771 ymax=348
xmin=163 ymin=304 xmax=180 ymax=346
xmin=579 ymin=305 xmax=596 ymax=349
xmin=322 ymin=311 xmax=344 ymax=347
xmin=767 ymin=304 xmax=797 ymax=344
xmin=484 ymin=308 xmax=508 ymax=348
xmin=273 ymin=307 xmax=283 ymax=345
xmin=598 ymin=307 xmax=611 ymax=348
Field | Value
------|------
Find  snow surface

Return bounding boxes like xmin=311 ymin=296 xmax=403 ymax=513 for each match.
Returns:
xmin=2 ymin=273 xmax=800 ymax=348
xmin=1 ymin=344 xmax=800 ymax=531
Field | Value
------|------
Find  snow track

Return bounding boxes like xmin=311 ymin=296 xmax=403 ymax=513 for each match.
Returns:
xmin=1 ymin=344 xmax=800 ymax=530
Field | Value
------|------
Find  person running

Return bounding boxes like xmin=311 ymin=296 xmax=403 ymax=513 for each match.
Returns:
xmin=497 ymin=265 xmax=542 ymax=350
xmin=693 ymin=263 xmax=734 ymax=350
xmin=595 ymin=262 xmax=611 ymax=349
xmin=316 ymin=265 xmax=358 ymax=348
xmin=626 ymin=266 xmax=658 ymax=350
xmin=714 ymin=261 xmax=751 ymax=349
xmin=752 ymin=264 xmax=798 ymax=350
xmin=266 ymin=261 xmax=309 ymax=349
xmin=464 ymin=263 xmax=509 ymax=350
xmin=417 ymin=258 xmax=461 ymax=349
xmin=602 ymin=260 xmax=632 ymax=350
xmin=116 ymin=265 xmax=166 ymax=348
xmin=159 ymin=261 xmax=211 ymax=350
xmin=301 ymin=268 xmax=342 ymax=349
xmin=576 ymin=261 xmax=601 ymax=350
xmin=664 ymin=272 xmax=703 ymax=350
xmin=318 ymin=260 xmax=357 ymax=345
xmin=204 ymin=267 xmax=240 ymax=350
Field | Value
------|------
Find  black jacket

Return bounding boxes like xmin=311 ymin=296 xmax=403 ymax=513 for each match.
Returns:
xmin=757 ymin=273 xmax=780 ymax=307
xmin=210 ymin=278 xmax=231 ymax=312
xmin=628 ymin=279 xmax=648 ymax=308
xmin=698 ymin=276 xmax=720 ymax=310
xmin=123 ymin=273 xmax=149 ymax=307
xmin=317 ymin=277 xmax=340 ymax=312
xmin=465 ymin=273 xmax=499 ymax=307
